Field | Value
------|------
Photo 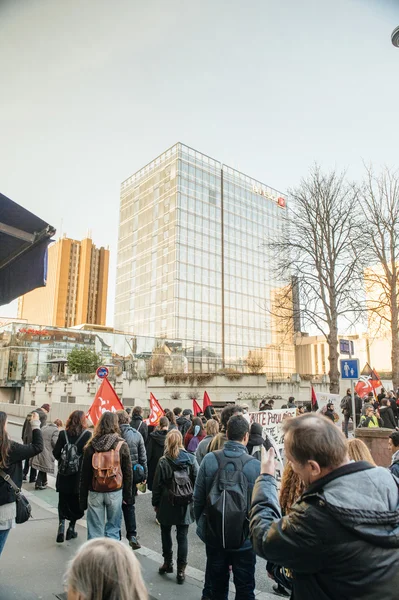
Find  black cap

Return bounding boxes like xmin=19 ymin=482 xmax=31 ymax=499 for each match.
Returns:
xmin=182 ymin=409 xmax=193 ymax=416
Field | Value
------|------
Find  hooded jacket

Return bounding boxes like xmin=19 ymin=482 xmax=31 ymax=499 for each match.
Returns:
xmin=146 ymin=429 xmax=168 ymax=490
xmin=119 ymin=423 xmax=147 ymax=479
xmin=31 ymin=423 xmax=59 ymax=474
xmin=79 ymin=433 xmax=133 ymax=510
xmin=250 ymin=461 xmax=399 ymax=600
xmin=390 ymin=449 xmax=399 ymax=478
xmin=247 ymin=424 xmax=272 ymax=459
xmin=152 ymin=449 xmax=199 ymax=526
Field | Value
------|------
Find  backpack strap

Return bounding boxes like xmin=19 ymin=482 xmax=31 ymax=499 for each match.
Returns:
xmin=137 ymin=421 xmax=142 ymax=432
xmin=213 ymin=449 xmax=255 ymax=471
xmin=64 ymin=430 xmax=69 ymax=445
xmin=0 ymin=468 xmax=21 ymax=496
xmin=74 ymin=430 xmax=87 ymax=446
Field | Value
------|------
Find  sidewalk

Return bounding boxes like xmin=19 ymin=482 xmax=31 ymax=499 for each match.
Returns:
xmin=0 ymin=486 xmax=275 ymax=600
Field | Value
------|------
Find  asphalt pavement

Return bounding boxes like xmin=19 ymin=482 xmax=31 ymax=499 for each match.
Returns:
xmin=0 ymin=419 xmax=277 ymax=600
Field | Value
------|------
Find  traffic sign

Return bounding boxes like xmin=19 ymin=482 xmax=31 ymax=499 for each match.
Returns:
xmin=96 ymin=366 xmax=109 ymax=379
xmin=339 ymin=339 xmax=354 ymax=355
xmin=340 ymin=359 xmax=360 ymax=380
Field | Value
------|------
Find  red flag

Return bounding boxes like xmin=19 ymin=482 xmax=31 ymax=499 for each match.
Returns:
xmin=355 ymin=364 xmax=382 ymax=398
xmin=87 ymin=378 xmax=124 ymax=426
xmin=203 ymin=391 xmax=212 ymax=413
xmin=193 ymin=399 xmax=202 ymax=416
xmin=311 ymin=386 xmax=319 ymax=411
xmin=146 ymin=393 xmax=164 ymax=427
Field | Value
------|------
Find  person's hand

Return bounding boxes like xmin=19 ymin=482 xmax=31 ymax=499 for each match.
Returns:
xmin=31 ymin=412 xmax=39 ymax=420
xmin=142 ymin=480 xmax=147 ymax=484
xmin=153 ymin=506 xmax=158 ymax=512
xmin=261 ymin=446 xmax=276 ymax=476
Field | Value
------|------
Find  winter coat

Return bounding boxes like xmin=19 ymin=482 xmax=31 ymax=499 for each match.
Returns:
xmin=324 ymin=409 xmax=335 ymax=423
xmin=390 ymin=450 xmax=399 ymax=478
xmin=196 ymin=435 xmax=214 ymax=466
xmin=379 ymin=406 xmax=397 ymax=429
xmin=184 ymin=429 xmax=206 ymax=451
xmin=146 ymin=429 xmax=168 ymax=490
xmin=21 ymin=416 xmax=33 ymax=444
xmin=31 ymin=423 xmax=60 ymax=474
xmin=340 ymin=394 xmax=352 ymax=416
xmin=152 ymin=449 xmax=199 ymax=526
xmin=0 ymin=426 xmax=43 ymax=506
xmin=130 ymin=415 xmax=148 ymax=444
xmin=53 ymin=428 xmax=92 ymax=494
xmin=35 ymin=408 xmax=48 ymax=428
xmin=390 ymin=399 xmax=399 ymax=421
xmin=250 ymin=461 xmax=399 ymax=600
xmin=247 ymin=432 xmax=272 ymax=459
xmin=79 ymin=433 xmax=133 ymax=510
xmin=119 ymin=423 xmax=147 ymax=479
xmin=194 ymin=440 xmax=261 ymax=551
xmin=176 ymin=416 xmax=191 ymax=438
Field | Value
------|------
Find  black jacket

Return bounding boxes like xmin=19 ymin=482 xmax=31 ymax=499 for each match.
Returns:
xmin=147 ymin=429 xmax=168 ymax=490
xmin=119 ymin=424 xmax=147 ymax=479
xmin=0 ymin=428 xmax=43 ymax=506
xmin=79 ymin=434 xmax=133 ymax=510
xmin=379 ymin=406 xmax=397 ymax=429
xmin=176 ymin=416 xmax=191 ymax=438
xmin=250 ymin=462 xmax=399 ymax=600
xmin=324 ymin=408 xmax=335 ymax=423
xmin=130 ymin=415 xmax=148 ymax=444
xmin=53 ymin=428 xmax=92 ymax=494
xmin=152 ymin=449 xmax=198 ymax=526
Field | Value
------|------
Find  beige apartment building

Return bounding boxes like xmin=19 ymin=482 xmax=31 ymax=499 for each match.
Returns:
xmin=18 ymin=236 xmax=109 ymax=328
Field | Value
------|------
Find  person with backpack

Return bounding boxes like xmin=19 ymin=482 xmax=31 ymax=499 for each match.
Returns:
xmin=152 ymin=429 xmax=199 ymax=585
xmin=116 ymin=410 xmax=147 ymax=550
xmin=79 ymin=412 xmax=133 ymax=540
xmin=130 ymin=406 xmax=148 ymax=445
xmin=194 ymin=415 xmax=261 ymax=600
xmin=147 ymin=416 xmax=169 ymax=491
xmin=53 ymin=410 xmax=91 ymax=544
xmin=184 ymin=417 xmax=206 ymax=453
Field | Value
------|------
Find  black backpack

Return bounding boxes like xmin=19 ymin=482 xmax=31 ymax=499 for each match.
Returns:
xmin=58 ymin=431 xmax=86 ymax=476
xmin=206 ymin=450 xmax=255 ymax=550
xmin=166 ymin=458 xmax=193 ymax=506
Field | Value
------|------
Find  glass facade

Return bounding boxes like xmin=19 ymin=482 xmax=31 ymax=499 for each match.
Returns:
xmin=115 ymin=143 xmax=295 ymax=375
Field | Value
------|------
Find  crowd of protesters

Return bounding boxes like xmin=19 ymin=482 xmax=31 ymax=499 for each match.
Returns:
xmin=1 ymin=391 xmax=399 ymax=600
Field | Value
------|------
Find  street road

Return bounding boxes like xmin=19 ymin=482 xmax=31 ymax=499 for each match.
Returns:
xmin=6 ymin=420 xmax=275 ymax=598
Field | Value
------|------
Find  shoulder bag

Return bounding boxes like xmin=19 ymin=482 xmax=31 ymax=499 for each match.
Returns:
xmin=0 ymin=468 xmax=32 ymax=524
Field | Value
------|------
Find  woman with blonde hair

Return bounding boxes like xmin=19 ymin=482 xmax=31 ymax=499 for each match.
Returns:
xmin=347 ymin=438 xmax=376 ymax=465
xmin=65 ymin=537 xmax=148 ymax=600
xmin=152 ymin=429 xmax=199 ymax=585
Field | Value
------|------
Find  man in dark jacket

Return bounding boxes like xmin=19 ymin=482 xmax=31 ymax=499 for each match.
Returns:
xmin=250 ymin=414 xmax=399 ymax=600
xmin=389 ymin=431 xmax=399 ymax=478
xmin=340 ymin=389 xmax=352 ymax=438
xmin=194 ymin=416 xmax=260 ymax=600
xmin=130 ymin=406 xmax=148 ymax=444
xmin=379 ymin=399 xmax=397 ymax=429
xmin=117 ymin=410 xmax=147 ymax=550
xmin=176 ymin=409 xmax=192 ymax=438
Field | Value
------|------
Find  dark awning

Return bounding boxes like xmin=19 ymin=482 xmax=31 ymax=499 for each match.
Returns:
xmin=0 ymin=193 xmax=56 ymax=305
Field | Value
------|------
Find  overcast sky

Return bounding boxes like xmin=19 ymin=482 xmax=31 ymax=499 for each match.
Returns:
xmin=1 ymin=0 xmax=398 ymax=325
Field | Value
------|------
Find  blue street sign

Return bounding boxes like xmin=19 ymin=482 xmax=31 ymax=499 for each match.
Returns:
xmin=96 ymin=366 xmax=109 ymax=379
xmin=340 ymin=359 xmax=360 ymax=380
xmin=339 ymin=339 xmax=354 ymax=355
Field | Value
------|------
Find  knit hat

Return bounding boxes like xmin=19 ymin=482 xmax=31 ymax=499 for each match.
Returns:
xmin=41 ymin=404 xmax=50 ymax=413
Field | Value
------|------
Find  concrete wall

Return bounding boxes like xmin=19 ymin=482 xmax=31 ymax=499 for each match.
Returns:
xmin=0 ymin=374 xmax=331 ymax=416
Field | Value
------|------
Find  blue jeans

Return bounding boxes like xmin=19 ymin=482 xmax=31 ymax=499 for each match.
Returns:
xmin=87 ymin=489 xmax=123 ymax=540
xmin=206 ymin=545 xmax=256 ymax=600
xmin=202 ymin=557 xmax=229 ymax=599
xmin=0 ymin=529 xmax=10 ymax=556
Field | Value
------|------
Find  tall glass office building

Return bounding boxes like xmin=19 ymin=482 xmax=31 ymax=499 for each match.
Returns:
xmin=115 ymin=143 xmax=295 ymax=375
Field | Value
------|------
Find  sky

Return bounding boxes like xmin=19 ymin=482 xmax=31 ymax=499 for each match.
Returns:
xmin=1 ymin=0 xmax=398 ymax=326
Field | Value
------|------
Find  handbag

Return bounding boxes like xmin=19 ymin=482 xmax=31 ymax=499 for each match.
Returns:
xmin=0 ymin=468 xmax=32 ymax=524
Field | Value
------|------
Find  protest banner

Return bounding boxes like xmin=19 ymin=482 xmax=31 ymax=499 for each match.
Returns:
xmin=315 ymin=392 xmax=342 ymax=428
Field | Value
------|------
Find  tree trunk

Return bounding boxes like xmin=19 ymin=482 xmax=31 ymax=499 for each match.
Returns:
xmin=327 ymin=330 xmax=340 ymax=394
xmin=391 ymin=300 xmax=399 ymax=390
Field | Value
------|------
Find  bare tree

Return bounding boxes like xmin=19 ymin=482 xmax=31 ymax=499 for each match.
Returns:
xmin=268 ymin=167 xmax=361 ymax=393
xmin=359 ymin=167 xmax=399 ymax=389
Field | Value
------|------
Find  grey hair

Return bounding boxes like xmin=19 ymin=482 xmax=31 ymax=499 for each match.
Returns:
xmin=65 ymin=538 xmax=148 ymax=600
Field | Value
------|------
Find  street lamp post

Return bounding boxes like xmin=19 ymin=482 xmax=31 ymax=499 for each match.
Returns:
xmin=392 ymin=26 xmax=399 ymax=47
